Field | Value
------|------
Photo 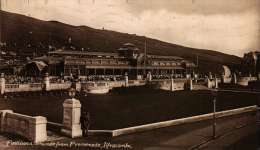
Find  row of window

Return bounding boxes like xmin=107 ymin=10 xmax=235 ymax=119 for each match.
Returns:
xmin=150 ymin=61 xmax=181 ymax=66
xmin=65 ymin=59 xmax=129 ymax=65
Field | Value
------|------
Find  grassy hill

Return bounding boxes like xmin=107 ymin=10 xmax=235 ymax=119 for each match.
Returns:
xmin=0 ymin=10 xmax=241 ymax=73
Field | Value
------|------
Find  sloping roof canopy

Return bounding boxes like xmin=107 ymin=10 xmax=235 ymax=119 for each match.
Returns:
xmin=49 ymin=50 xmax=119 ymax=57
xmin=28 ymin=61 xmax=48 ymax=71
xmin=123 ymin=43 xmax=136 ymax=47
xmin=33 ymin=55 xmax=63 ymax=65
xmin=222 ymin=65 xmax=231 ymax=77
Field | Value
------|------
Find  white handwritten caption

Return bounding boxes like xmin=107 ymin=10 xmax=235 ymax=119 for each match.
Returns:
xmin=6 ymin=140 xmax=132 ymax=149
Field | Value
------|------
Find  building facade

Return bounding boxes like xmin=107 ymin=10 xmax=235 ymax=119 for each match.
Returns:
xmin=42 ymin=43 xmax=196 ymax=79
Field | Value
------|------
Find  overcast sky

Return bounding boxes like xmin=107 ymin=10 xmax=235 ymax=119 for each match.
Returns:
xmin=1 ymin=0 xmax=260 ymax=57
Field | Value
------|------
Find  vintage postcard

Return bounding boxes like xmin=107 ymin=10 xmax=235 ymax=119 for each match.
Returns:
xmin=0 ymin=0 xmax=259 ymax=150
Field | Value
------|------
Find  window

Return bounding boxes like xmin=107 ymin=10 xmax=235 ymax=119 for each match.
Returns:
xmin=160 ymin=62 xmax=165 ymax=66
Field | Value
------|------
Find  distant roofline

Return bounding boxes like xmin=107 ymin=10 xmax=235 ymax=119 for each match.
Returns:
xmin=49 ymin=50 xmax=119 ymax=56
xmin=147 ymin=54 xmax=184 ymax=60
xmin=48 ymin=50 xmax=189 ymax=61
xmin=118 ymin=47 xmax=139 ymax=51
xmin=123 ymin=43 xmax=136 ymax=47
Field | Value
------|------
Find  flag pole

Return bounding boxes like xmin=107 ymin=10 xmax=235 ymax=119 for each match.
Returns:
xmin=144 ymin=38 xmax=147 ymax=75
xmin=0 ymin=0 xmax=2 ymax=55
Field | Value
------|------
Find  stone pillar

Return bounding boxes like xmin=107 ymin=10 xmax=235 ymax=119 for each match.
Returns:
xmin=0 ymin=73 xmax=5 ymax=95
xmin=170 ymin=77 xmax=174 ymax=91
xmin=215 ymin=77 xmax=218 ymax=89
xmin=249 ymin=73 xmax=252 ymax=81
xmin=207 ymin=77 xmax=211 ymax=88
xmin=233 ymin=73 xmax=237 ymax=84
xmin=61 ymin=98 xmax=82 ymax=138
xmin=0 ymin=110 xmax=13 ymax=132
xmin=75 ymin=82 xmax=81 ymax=91
xmin=189 ymin=78 xmax=193 ymax=91
xmin=125 ymin=72 xmax=129 ymax=87
xmin=113 ymin=76 xmax=117 ymax=81
xmin=147 ymin=71 xmax=152 ymax=82
xmin=209 ymin=72 xmax=213 ymax=80
xmin=221 ymin=74 xmax=225 ymax=83
xmin=43 ymin=73 xmax=50 ymax=91
xmin=186 ymin=74 xmax=190 ymax=79
xmin=30 ymin=116 xmax=48 ymax=143
xmin=194 ymin=74 xmax=198 ymax=83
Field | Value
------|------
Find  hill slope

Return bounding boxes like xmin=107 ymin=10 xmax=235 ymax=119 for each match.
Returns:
xmin=0 ymin=10 xmax=241 ymax=73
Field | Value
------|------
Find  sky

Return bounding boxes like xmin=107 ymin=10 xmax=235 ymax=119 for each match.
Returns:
xmin=1 ymin=0 xmax=260 ymax=57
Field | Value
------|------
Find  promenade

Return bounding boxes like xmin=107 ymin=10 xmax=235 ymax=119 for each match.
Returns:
xmin=0 ymin=112 xmax=258 ymax=150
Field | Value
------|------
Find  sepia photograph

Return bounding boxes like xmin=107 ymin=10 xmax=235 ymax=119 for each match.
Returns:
xmin=0 ymin=0 xmax=259 ymax=149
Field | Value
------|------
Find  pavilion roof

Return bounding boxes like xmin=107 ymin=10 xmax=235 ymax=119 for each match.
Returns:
xmin=49 ymin=50 xmax=119 ymax=57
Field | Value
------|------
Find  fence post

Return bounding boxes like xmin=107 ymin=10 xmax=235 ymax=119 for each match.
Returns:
xmin=189 ymin=78 xmax=193 ymax=90
xmin=233 ymin=73 xmax=237 ymax=84
xmin=125 ymin=72 xmax=129 ymax=87
xmin=207 ymin=77 xmax=211 ymax=88
xmin=215 ymin=76 xmax=218 ymax=89
xmin=0 ymin=73 xmax=5 ymax=95
xmin=43 ymin=73 xmax=50 ymax=91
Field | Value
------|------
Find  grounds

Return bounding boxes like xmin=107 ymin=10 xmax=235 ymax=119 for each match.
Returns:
xmin=0 ymin=87 xmax=257 ymax=130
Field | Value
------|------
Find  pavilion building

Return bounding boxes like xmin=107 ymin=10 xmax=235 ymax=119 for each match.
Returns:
xmin=34 ymin=43 xmax=196 ymax=79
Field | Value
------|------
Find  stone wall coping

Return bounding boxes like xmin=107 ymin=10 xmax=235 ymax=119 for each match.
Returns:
xmin=63 ymin=98 xmax=81 ymax=108
xmin=33 ymin=116 xmax=48 ymax=124
xmin=5 ymin=112 xmax=47 ymax=124
xmin=111 ymin=105 xmax=257 ymax=137
xmin=0 ymin=110 xmax=13 ymax=114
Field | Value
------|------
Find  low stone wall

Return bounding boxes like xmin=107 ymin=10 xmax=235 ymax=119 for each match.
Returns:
xmin=108 ymin=80 xmax=146 ymax=89
xmin=48 ymin=105 xmax=257 ymax=137
xmin=2 ymin=80 xmax=145 ymax=93
xmin=49 ymin=83 xmax=71 ymax=91
xmin=0 ymin=110 xmax=47 ymax=143
xmin=193 ymin=84 xmax=209 ymax=90
xmin=3 ymin=83 xmax=71 ymax=93
xmin=5 ymin=83 xmax=43 ymax=93
xmin=128 ymin=80 xmax=146 ymax=87
xmin=151 ymin=80 xmax=185 ymax=91
xmin=108 ymin=81 xmax=125 ymax=89
xmin=111 ymin=105 xmax=257 ymax=137
xmin=237 ymin=77 xmax=258 ymax=86
xmin=222 ymin=77 xmax=232 ymax=84
xmin=206 ymin=78 xmax=222 ymax=88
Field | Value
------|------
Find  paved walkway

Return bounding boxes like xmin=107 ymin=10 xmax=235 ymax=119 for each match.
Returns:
xmin=0 ymin=112 xmax=258 ymax=150
xmin=111 ymin=112 xmax=258 ymax=150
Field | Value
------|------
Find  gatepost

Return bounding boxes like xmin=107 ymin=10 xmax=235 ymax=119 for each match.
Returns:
xmin=61 ymin=88 xmax=82 ymax=138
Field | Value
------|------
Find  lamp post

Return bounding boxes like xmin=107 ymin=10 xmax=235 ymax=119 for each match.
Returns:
xmin=68 ymin=87 xmax=76 ymax=99
xmin=212 ymin=89 xmax=218 ymax=139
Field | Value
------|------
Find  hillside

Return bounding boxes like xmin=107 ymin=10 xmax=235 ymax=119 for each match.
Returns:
xmin=0 ymin=10 xmax=241 ymax=73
